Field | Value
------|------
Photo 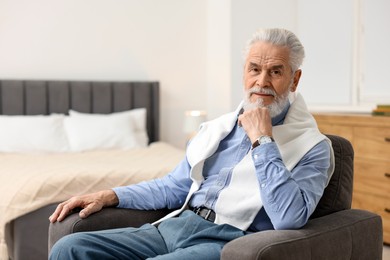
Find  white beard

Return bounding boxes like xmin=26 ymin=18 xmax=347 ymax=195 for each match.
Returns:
xmin=243 ymin=87 xmax=290 ymax=118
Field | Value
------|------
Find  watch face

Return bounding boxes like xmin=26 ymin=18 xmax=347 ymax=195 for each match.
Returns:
xmin=259 ymin=136 xmax=273 ymax=144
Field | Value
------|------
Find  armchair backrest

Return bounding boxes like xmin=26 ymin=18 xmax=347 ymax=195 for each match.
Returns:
xmin=310 ymin=134 xmax=354 ymax=219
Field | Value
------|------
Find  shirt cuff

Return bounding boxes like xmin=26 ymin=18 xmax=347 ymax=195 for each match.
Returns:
xmin=251 ymin=142 xmax=280 ymax=165
xmin=251 ymin=142 xmax=283 ymax=183
xmin=112 ymin=186 xmax=133 ymax=208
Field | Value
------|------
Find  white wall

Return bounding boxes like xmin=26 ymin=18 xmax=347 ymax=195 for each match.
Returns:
xmin=360 ymin=0 xmax=390 ymax=104
xmin=0 ymin=0 xmax=388 ymax=147
xmin=296 ymin=0 xmax=354 ymax=106
xmin=0 ymin=0 xmax=208 ymax=147
xmin=206 ymin=0 xmax=232 ymax=120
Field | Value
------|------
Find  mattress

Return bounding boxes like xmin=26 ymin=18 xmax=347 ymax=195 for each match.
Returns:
xmin=0 ymin=142 xmax=184 ymax=260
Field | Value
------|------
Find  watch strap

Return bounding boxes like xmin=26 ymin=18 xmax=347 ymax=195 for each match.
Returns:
xmin=251 ymin=135 xmax=274 ymax=149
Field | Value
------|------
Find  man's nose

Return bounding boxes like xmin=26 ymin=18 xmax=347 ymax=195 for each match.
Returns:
xmin=255 ymin=72 xmax=271 ymax=87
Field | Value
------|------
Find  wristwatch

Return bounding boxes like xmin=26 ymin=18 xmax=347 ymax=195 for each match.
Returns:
xmin=251 ymin=135 xmax=274 ymax=149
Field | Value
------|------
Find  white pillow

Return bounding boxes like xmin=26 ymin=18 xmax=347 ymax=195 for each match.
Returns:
xmin=0 ymin=114 xmax=69 ymax=153
xmin=65 ymin=108 xmax=149 ymax=151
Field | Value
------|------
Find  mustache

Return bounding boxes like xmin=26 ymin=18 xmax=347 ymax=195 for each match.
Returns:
xmin=246 ymin=87 xmax=276 ymax=97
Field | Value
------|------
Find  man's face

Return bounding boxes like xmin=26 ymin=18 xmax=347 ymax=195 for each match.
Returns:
xmin=243 ymin=41 xmax=301 ymax=109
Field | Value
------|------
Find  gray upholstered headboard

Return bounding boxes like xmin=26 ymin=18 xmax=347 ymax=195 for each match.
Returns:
xmin=0 ymin=80 xmax=159 ymax=142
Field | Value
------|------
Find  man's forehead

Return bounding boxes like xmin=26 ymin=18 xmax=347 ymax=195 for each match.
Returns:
xmin=246 ymin=42 xmax=290 ymax=67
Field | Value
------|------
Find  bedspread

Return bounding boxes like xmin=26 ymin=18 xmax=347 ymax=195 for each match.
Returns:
xmin=0 ymin=142 xmax=184 ymax=260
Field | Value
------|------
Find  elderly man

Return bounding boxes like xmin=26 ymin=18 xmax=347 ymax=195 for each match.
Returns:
xmin=49 ymin=28 xmax=334 ymax=260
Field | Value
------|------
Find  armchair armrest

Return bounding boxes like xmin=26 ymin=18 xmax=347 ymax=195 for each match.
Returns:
xmin=48 ymin=208 xmax=172 ymax=251
xmin=221 ymin=209 xmax=383 ymax=260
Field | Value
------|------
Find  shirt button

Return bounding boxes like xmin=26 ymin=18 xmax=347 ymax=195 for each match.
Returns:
xmin=254 ymin=154 xmax=259 ymax=159
xmin=261 ymin=183 xmax=266 ymax=188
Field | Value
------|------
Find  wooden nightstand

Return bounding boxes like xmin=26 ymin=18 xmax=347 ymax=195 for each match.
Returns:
xmin=313 ymin=113 xmax=390 ymax=244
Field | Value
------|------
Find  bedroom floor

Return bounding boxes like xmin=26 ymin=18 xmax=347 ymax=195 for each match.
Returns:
xmin=384 ymin=245 xmax=390 ymax=259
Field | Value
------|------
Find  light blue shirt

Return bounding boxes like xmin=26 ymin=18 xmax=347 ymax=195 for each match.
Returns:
xmin=113 ymin=104 xmax=331 ymax=231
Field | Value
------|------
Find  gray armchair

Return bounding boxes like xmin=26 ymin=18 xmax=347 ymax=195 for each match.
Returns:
xmin=49 ymin=135 xmax=383 ymax=259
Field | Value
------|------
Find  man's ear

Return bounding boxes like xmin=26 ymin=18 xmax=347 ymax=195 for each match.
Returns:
xmin=290 ymin=69 xmax=302 ymax=92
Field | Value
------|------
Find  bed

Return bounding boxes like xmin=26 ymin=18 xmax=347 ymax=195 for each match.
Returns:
xmin=0 ymin=80 xmax=184 ymax=260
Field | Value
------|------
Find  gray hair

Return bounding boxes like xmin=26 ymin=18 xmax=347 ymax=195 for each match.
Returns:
xmin=244 ymin=28 xmax=305 ymax=72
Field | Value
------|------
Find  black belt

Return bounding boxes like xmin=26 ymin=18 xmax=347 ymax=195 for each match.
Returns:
xmin=191 ymin=207 xmax=216 ymax=222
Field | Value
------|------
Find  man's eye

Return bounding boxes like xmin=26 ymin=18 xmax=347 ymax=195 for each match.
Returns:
xmin=270 ymin=70 xmax=281 ymax=76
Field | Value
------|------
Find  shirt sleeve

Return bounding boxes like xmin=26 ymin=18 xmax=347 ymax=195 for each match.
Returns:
xmin=112 ymin=156 xmax=193 ymax=210
xmin=251 ymin=139 xmax=331 ymax=230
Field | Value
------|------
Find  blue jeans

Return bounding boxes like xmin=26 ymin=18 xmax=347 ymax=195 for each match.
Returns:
xmin=49 ymin=210 xmax=247 ymax=260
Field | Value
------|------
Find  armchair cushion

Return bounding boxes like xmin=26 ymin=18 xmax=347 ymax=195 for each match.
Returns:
xmin=221 ymin=209 xmax=383 ymax=259
xmin=311 ymin=135 xmax=354 ymax=218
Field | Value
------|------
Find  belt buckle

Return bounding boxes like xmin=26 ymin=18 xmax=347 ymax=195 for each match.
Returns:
xmin=192 ymin=207 xmax=215 ymax=222
xmin=204 ymin=209 xmax=212 ymax=220
xmin=194 ymin=207 xmax=201 ymax=215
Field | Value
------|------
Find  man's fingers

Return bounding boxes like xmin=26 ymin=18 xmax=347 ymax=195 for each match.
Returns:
xmin=49 ymin=199 xmax=80 ymax=223
xmin=239 ymin=107 xmax=272 ymax=142
xmin=79 ymin=203 xmax=102 ymax=219
xmin=49 ymin=205 xmax=59 ymax=223
xmin=49 ymin=203 xmax=65 ymax=223
xmin=56 ymin=204 xmax=73 ymax=222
